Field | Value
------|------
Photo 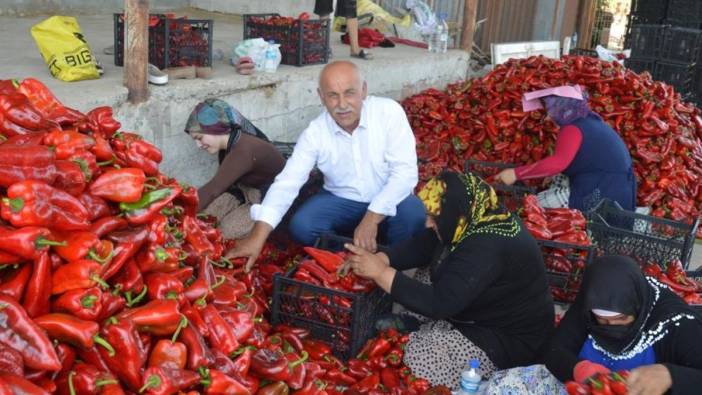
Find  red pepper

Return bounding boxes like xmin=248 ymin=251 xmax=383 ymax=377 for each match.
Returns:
xmin=112 ymin=133 xmax=163 ymax=175
xmin=351 ymin=372 xmax=380 ymax=392
xmin=139 ymin=366 xmax=200 ymax=395
xmin=385 ymin=347 xmax=403 ymax=367
xmin=293 ymin=378 xmax=327 ymax=395
xmin=251 ymin=348 xmax=291 ymax=382
xmin=109 ymin=259 xmax=144 ymax=299
xmin=16 ymin=78 xmax=84 ymax=126
xmin=81 ymin=106 xmax=121 ymax=137
xmin=22 ymin=252 xmax=52 ymax=317
xmin=0 ymin=144 xmax=56 ymax=188
xmin=102 ymin=240 xmax=141 ymax=281
xmin=44 ymin=129 xmax=96 ymax=160
xmin=177 ymin=185 xmax=200 ymax=217
xmin=79 ymin=192 xmax=113 ymax=221
xmin=53 ymin=160 xmax=86 ymax=196
xmin=34 ymin=313 xmax=114 ymax=353
xmin=201 ymin=368 xmax=250 ymax=395
xmin=53 ymin=230 xmax=99 ymax=262
xmin=90 ymin=216 xmax=128 ymax=238
xmin=0 ymin=342 xmax=24 ymax=377
xmin=367 ymin=337 xmax=392 ymax=359
xmin=55 ymin=363 xmax=120 ymax=395
xmin=2 ymin=180 xmax=90 ymax=230
xmin=52 ymin=286 xmax=103 ymax=320
xmin=90 ymin=168 xmax=146 ymax=203
xmin=0 ymin=295 xmax=61 ymax=371
xmin=136 ymin=243 xmax=182 ymax=273
xmin=0 ymin=92 xmax=54 ymax=131
xmin=118 ymin=299 xmax=183 ymax=336
xmin=347 ymin=359 xmax=372 ymax=380
xmin=219 ymin=309 xmax=255 ymax=343
xmin=200 ymin=304 xmax=240 ymax=355
xmin=147 ymin=214 xmax=168 ymax=245
xmin=303 ymin=247 xmax=345 ymax=273
xmin=298 ymin=260 xmax=337 ymax=286
xmin=98 ymin=317 xmax=147 ymax=391
xmin=0 ymin=226 xmax=64 ymax=260
xmin=324 ymin=369 xmax=356 ymax=386
xmin=180 ymin=322 xmax=215 ymax=370
xmin=120 ymin=186 xmax=181 ymax=226
xmin=145 ymin=272 xmax=185 ymax=302
xmin=75 ymin=345 xmax=111 ymax=374
xmin=0 ymin=264 xmax=31 ymax=301
xmin=149 ymin=338 xmax=188 ymax=370
xmin=302 ymin=339 xmax=332 ymax=361
xmin=0 ymin=372 xmax=50 ymax=395
xmin=183 ymin=215 xmax=214 ymax=256
xmin=285 ymin=351 xmax=310 ymax=390
xmin=92 ymin=134 xmax=115 ymax=161
xmin=51 ymin=259 xmax=108 ymax=295
xmin=258 ymin=381 xmax=291 ymax=395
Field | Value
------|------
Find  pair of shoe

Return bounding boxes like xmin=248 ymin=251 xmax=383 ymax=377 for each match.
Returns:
xmin=148 ymin=64 xmax=168 ymax=85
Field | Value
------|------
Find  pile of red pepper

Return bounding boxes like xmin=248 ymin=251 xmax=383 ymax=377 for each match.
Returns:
xmin=402 ymin=55 xmax=702 ymax=237
xmin=0 ymin=78 xmax=438 ymax=394
xmin=245 ymin=13 xmax=328 ymax=66
xmin=642 ymin=260 xmax=702 ymax=305
xmin=565 ymin=371 xmax=629 ymax=395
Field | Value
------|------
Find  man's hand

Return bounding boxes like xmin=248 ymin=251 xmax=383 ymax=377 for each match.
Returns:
xmin=225 ymin=222 xmax=272 ymax=272
xmin=627 ymin=364 xmax=672 ymax=395
xmin=344 ymin=243 xmax=395 ymax=293
xmin=493 ymin=168 xmax=517 ymax=186
xmin=354 ymin=211 xmax=384 ymax=253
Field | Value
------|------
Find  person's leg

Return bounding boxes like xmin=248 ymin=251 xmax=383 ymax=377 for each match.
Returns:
xmin=335 ymin=0 xmax=371 ymax=58
xmin=346 ymin=17 xmax=361 ymax=56
xmin=382 ymin=195 xmax=426 ymax=246
xmin=288 ymin=190 xmax=367 ymax=245
xmin=314 ymin=0 xmax=334 ymax=17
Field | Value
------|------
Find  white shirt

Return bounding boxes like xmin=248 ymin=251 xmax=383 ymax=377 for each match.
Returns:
xmin=251 ymin=96 xmax=418 ymax=229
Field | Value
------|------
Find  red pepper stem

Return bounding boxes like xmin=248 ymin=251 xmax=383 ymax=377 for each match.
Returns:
xmin=96 ymin=158 xmax=115 ymax=167
xmin=2 ymin=197 xmax=23 ymax=212
xmin=155 ymin=247 xmax=168 ymax=262
xmin=231 ymin=345 xmax=257 ymax=357
xmin=171 ymin=315 xmax=189 ymax=343
xmin=94 ymin=334 xmax=116 ymax=357
xmin=289 ymin=351 xmax=309 ymax=369
xmin=36 ymin=237 xmax=67 ymax=247
xmin=68 ymin=371 xmax=77 ymax=395
xmin=199 ymin=366 xmax=211 ymax=386
xmin=88 ymin=248 xmax=114 ymax=264
xmin=126 ymin=285 xmax=148 ymax=307
xmin=210 ymin=275 xmax=227 ymax=291
xmin=81 ymin=295 xmax=98 ymax=308
xmin=90 ymin=273 xmax=110 ymax=290
xmin=95 ymin=379 xmax=119 ymax=387
xmin=138 ymin=374 xmax=161 ymax=393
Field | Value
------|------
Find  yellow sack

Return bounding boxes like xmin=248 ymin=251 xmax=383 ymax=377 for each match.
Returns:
xmin=334 ymin=0 xmax=412 ymax=32
xmin=31 ymin=16 xmax=99 ymax=82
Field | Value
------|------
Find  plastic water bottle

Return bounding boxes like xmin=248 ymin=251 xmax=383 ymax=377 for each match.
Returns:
xmin=438 ymin=13 xmax=449 ymax=53
xmin=264 ymin=41 xmax=277 ymax=73
xmin=458 ymin=359 xmax=482 ymax=395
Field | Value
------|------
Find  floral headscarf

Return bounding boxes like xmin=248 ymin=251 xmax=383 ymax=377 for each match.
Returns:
xmin=417 ymin=171 xmax=520 ymax=251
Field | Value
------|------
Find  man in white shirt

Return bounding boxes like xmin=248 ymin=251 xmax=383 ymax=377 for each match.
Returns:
xmin=230 ymin=61 xmax=425 ymax=270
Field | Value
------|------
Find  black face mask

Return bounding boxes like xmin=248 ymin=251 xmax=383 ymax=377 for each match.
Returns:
xmin=590 ymin=323 xmax=634 ymax=341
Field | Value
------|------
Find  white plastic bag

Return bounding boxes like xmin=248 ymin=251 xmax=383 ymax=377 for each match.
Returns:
xmin=406 ymin=0 xmax=436 ymax=36
xmin=232 ymin=38 xmax=268 ymax=71
xmin=595 ymin=45 xmax=630 ymax=66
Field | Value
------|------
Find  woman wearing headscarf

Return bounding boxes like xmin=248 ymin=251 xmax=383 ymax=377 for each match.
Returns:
xmin=184 ymin=98 xmax=286 ymax=212
xmin=343 ymin=171 xmax=554 ymax=389
xmin=542 ymin=255 xmax=702 ymax=395
xmin=494 ymin=85 xmax=636 ymax=212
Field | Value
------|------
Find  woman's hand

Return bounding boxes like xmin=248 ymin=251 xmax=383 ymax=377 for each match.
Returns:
xmin=344 ymin=243 xmax=395 ymax=293
xmin=493 ymin=168 xmax=517 ymax=185
xmin=626 ymin=364 xmax=672 ymax=395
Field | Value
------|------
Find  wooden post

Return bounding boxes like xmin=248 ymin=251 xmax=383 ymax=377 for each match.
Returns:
xmin=460 ymin=0 xmax=479 ymax=52
xmin=125 ymin=0 xmax=149 ymax=104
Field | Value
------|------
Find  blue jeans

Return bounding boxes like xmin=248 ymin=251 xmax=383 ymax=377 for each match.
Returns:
xmin=288 ymin=190 xmax=426 ymax=246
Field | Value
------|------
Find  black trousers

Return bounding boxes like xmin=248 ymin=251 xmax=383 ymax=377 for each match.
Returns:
xmin=314 ymin=0 xmax=357 ymax=18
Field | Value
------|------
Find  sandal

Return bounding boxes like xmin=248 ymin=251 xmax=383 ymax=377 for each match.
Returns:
xmin=351 ymin=49 xmax=373 ymax=60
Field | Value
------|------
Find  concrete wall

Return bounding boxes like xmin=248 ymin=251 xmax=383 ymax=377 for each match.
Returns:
xmin=191 ymin=0 xmax=316 ymax=16
xmin=0 ymin=0 xmax=188 ymax=15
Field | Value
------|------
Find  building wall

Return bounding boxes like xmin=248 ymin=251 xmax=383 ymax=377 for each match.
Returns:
xmin=0 ymin=0 xmax=188 ymax=15
xmin=190 ymin=0 xmax=316 ymax=16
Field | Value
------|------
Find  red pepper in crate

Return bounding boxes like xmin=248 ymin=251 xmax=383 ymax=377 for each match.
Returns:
xmin=1 ymin=180 xmax=90 ymax=230
xmin=43 ymin=129 xmax=96 ymax=159
xmin=90 ymin=168 xmax=146 ymax=203
xmin=0 ymin=144 xmax=56 ymax=187
xmin=304 ymin=247 xmax=345 ymax=273
xmin=0 ymin=92 xmax=54 ymax=131
xmin=98 ymin=317 xmax=147 ymax=391
xmin=16 ymin=78 xmax=84 ymax=126
xmin=0 ymin=295 xmax=61 ymax=371
xmin=119 ymin=186 xmax=181 ymax=225
xmin=51 ymin=259 xmax=108 ymax=295
xmin=0 ymin=226 xmax=64 ymax=260
xmin=52 ymin=286 xmax=103 ymax=320
xmin=298 ymin=259 xmax=337 ymax=286
xmin=139 ymin=366 xmax=200 ymax=395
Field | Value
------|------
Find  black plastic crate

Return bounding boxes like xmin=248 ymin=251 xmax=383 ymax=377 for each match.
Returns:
xmin=625 ymin=58 xmax=656 ymax=74
xmin=114 ymin=13 xmax=213 ymax=69
xmin=270 ymin=235 xmax=392 ymax=360
xmin=243 ymin=13 xmax=330 ymax=67
xmin=569 ymin=48 xmax=598 ymax=57
xmin=465 ymin=159 xmax=537 ymax=212
xmin=628 ymin=24 xmax=666 ymax=59
xmin=539 ymin=239 xmax=595 ymax=304
xmin=667 ymin=0 xmax=702 ymax=26
xmin=654 ymin=60 xmax=695 ymax=94
xmin=666 ymin=19 xmax=702 ymax=29
xmin=586 ymin=199 xmax=699 ymax=269
xmin=661 ymin=27 xmax=702 ymax=63
xmin=631 ymin=0 xmax=668 ymax=24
